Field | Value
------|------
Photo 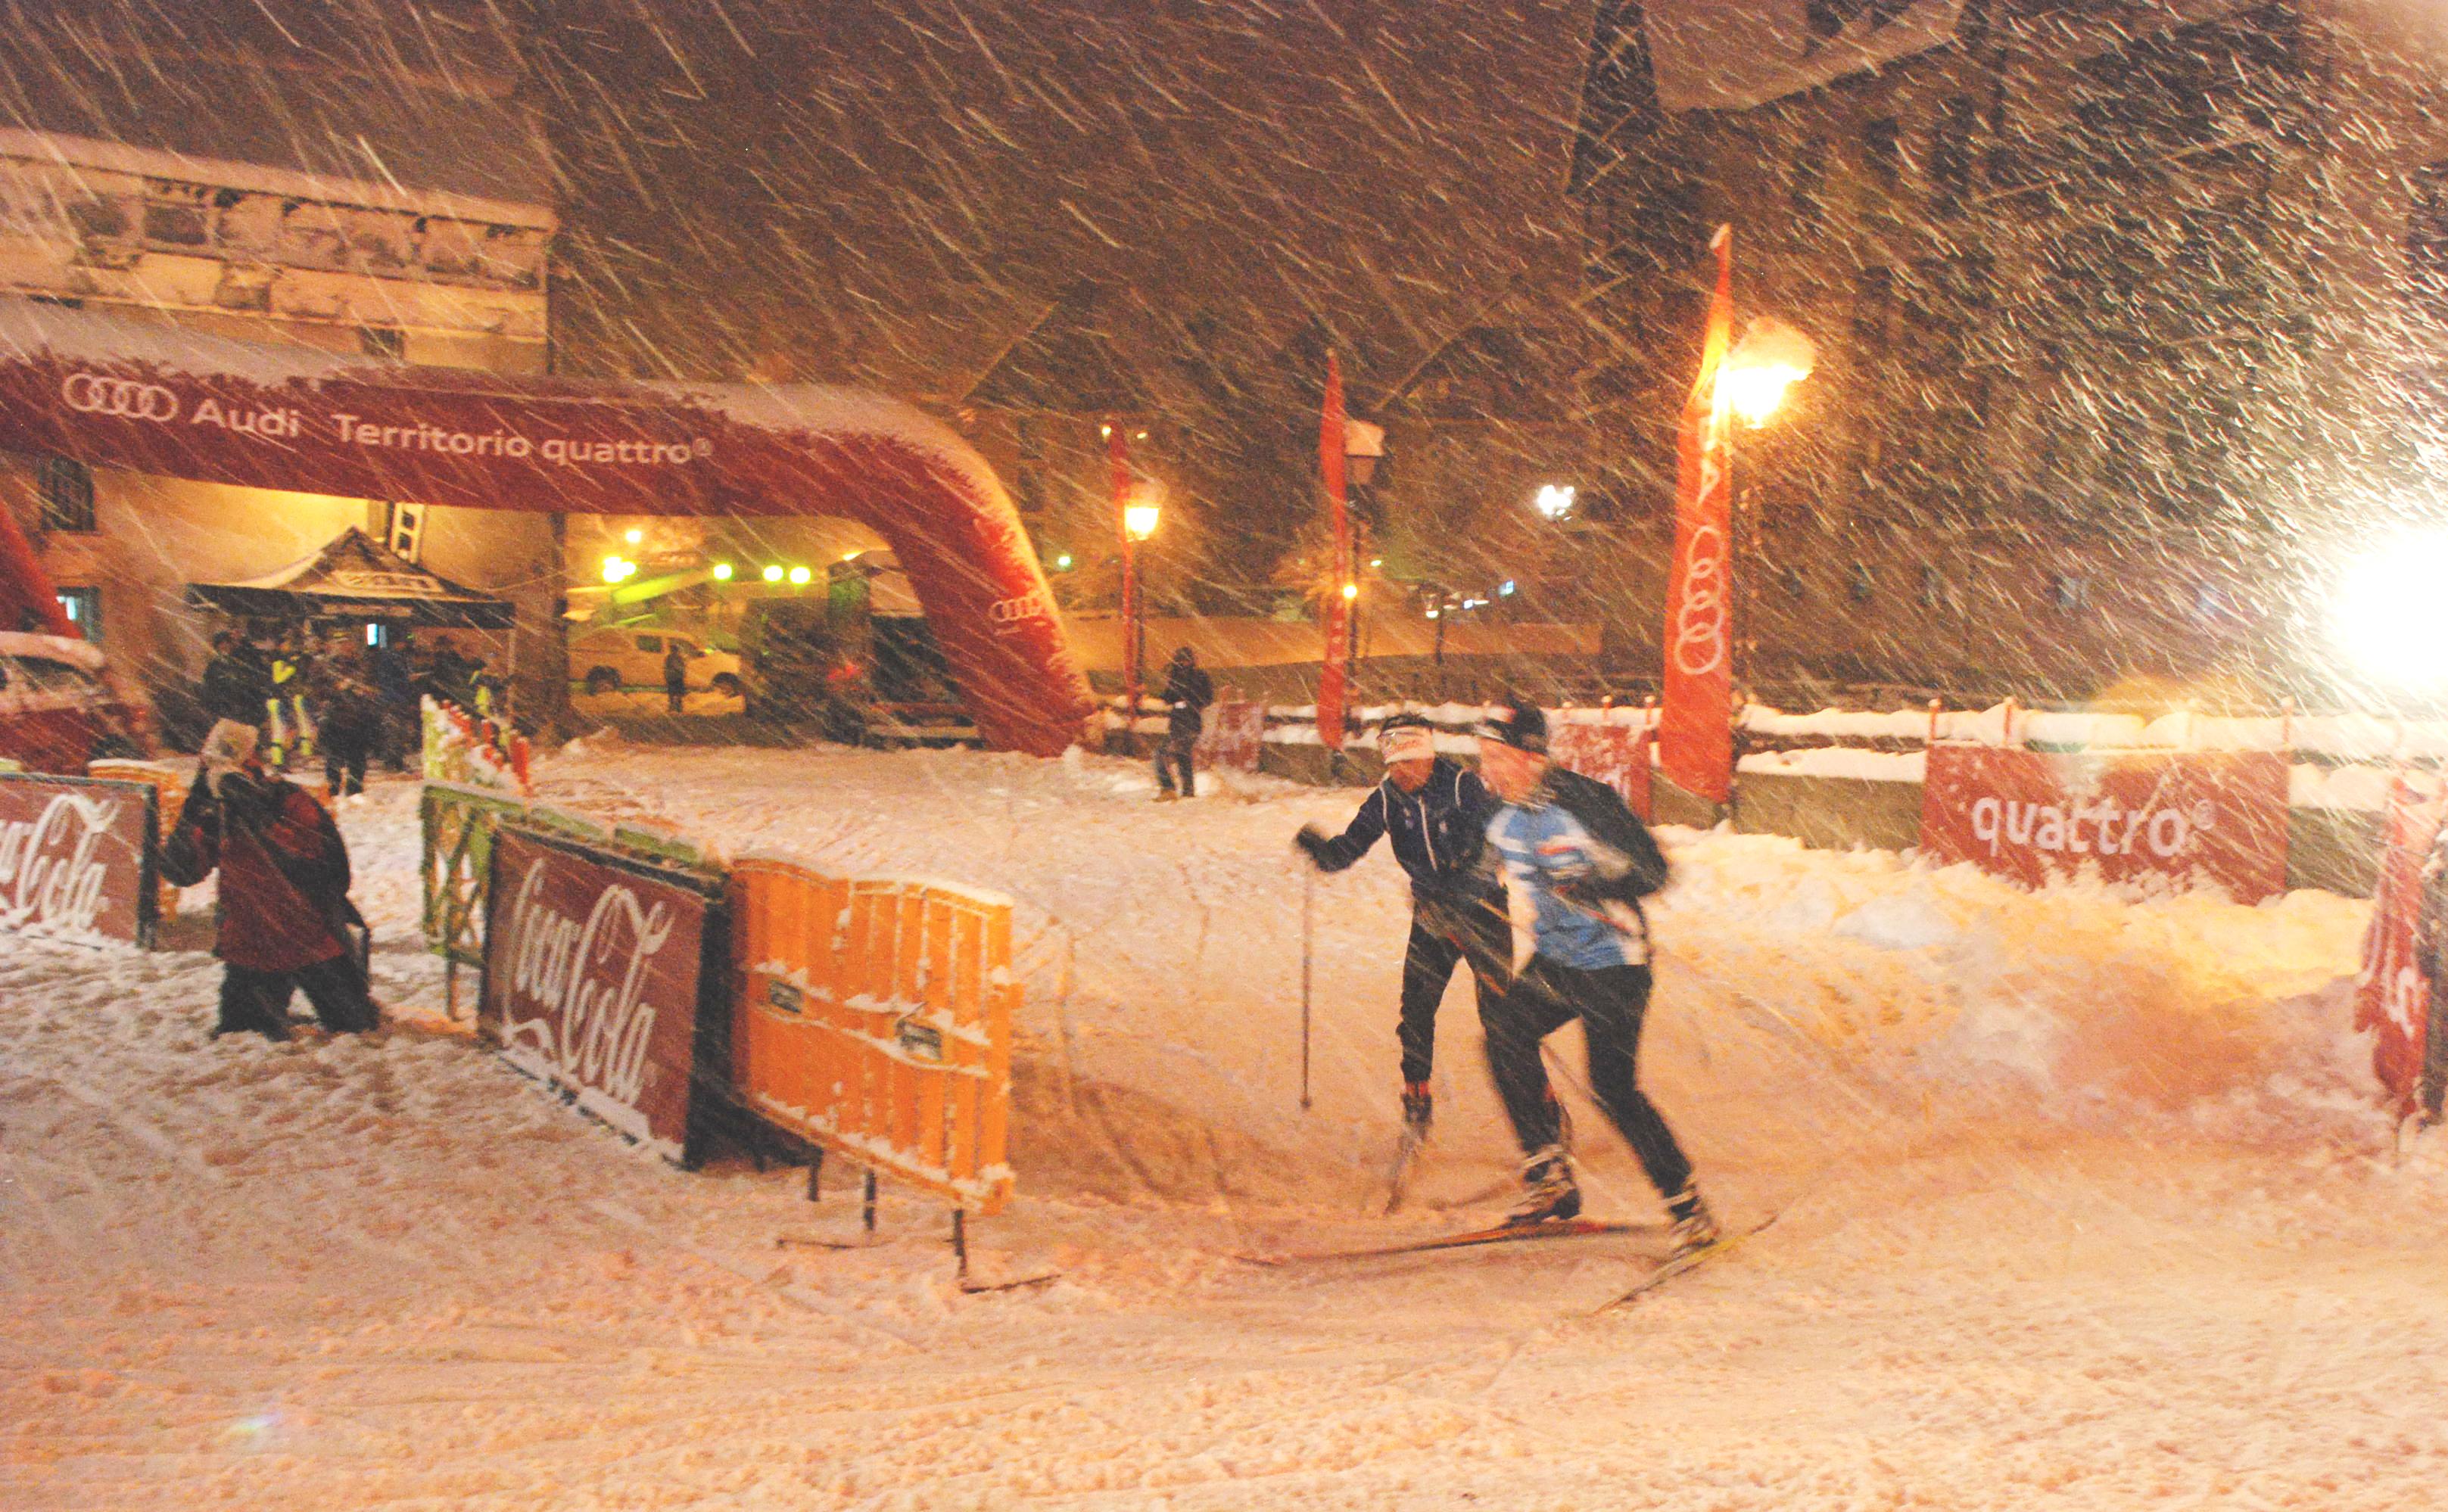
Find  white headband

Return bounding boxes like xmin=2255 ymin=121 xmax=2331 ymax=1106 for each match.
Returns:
xmin=1379 ymin=723 xmax=1437 ymax=764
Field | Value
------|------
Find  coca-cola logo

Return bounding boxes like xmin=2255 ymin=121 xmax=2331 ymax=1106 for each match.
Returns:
xmin=497 ymin=861 xmax=676 ymax=1106
xmin=1968 ymin=794 xmax=2216 ymax=863
xmin=0 ymin=792 xmax=122 ymax=935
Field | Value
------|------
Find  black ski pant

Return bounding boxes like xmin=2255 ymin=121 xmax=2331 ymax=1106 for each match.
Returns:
xmin=1154 ymin=734 xmax=1195 ymax=795
xmin=216 ymin=957 xmax=378 ymax=1040
xmin=323 ymin=736 xmax=369 ymax=798
xmin=1482 ymin=959 xmax=1694 ymax=1200
xmin=1398 ymin=894 xmax=1507 ymax=1085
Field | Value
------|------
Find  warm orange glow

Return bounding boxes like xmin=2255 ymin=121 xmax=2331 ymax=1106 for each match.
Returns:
xmin=1123 ymin=502 xmax=1160 ymax=541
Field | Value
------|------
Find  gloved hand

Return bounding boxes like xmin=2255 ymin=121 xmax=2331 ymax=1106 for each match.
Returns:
xmin=1553 ymin=873 xmax=1612 ymax=913
xmin=1293 ymin=823 xmax=1331 ymax=868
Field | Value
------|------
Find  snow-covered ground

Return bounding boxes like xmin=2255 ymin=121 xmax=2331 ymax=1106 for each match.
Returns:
xmin=8 ymin=740 xmax=2448 ymax=1509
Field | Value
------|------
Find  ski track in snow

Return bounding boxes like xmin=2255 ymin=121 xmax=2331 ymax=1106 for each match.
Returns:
xmin=8 ymin=742 xmax=2448 ymax=1508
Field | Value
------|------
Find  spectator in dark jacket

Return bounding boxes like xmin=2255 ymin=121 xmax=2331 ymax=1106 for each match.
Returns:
xmin=313 ymin=655 xmax=380 ymax=798
xmin=1296 ymin=715 xmax=1507 ymax=1130
xmin=664 ymin=642 xmax=689 ymax=714
xmin=198 ymin=632 xmax=266 ymax=726
xmin=162 ymin=720 xmax=376 ymax=1040
xmin=1154 ymin=646 xmax=1213 ymax=800
xmin=369 ymin=630 xmax=416 ymax=772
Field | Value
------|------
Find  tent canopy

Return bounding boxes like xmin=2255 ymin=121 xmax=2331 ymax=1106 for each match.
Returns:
xmin=187 ymin=526 xmax=516 ymax=629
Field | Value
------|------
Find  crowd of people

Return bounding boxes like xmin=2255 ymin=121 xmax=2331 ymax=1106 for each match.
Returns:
xmin=196 ymin=624 xmax=497 ymax=796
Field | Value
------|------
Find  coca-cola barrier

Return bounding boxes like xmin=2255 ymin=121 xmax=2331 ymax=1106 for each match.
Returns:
xmin=1194 ymin=701 xmax=1266 ymax=776
xmin=478 ymin=826 xmax=730 ymax=1165
xmin=1550 ymin=723 xmax=1655 ymax=823
xmin=1919 ymin=745 xmax=2289 ymax=904
xmin=728 ymin=856 xmax=1017 ymax=1214
xmin=0 ymin=773 xmax=159 ymax=947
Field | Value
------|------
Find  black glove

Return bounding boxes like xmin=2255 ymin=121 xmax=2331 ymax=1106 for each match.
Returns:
xmin=1294 ymin=823 xmax=1331 ymax=868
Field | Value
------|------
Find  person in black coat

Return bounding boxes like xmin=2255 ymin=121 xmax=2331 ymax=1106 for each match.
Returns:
xmin=198 ymin=631 xmax=266 ymax=726
xmin=663 ymin=642 xmax=690 ymax=714
xmin=1294 ymin=715 xmax=1507 ymax=1131
xmin=1154 ymin=646 xmax=1213 ymax=800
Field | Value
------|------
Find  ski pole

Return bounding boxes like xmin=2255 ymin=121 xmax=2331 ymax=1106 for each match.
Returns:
xmin=1300 ymin=867 xmax=1314 ymax=1111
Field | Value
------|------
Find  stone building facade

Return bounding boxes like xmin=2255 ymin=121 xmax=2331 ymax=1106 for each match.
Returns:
xmin=1571 ymin=0 xmax=2448 ymax=707
xmin=0 ymin=4 xmax=562 ymax=725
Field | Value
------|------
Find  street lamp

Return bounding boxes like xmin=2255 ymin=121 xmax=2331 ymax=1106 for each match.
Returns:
xmin=1718 ymin=316 xmax=1817 ymax=430
xmin=1121 ymin=487 xmax=1160 ymax=720
xmin=1534 ymin=484 xmax=1576 ymax=521
xmin=761 ymin=565 xmax=784 ymax=583
xmin=1124 ymin=501 xmax=1161 ymax=542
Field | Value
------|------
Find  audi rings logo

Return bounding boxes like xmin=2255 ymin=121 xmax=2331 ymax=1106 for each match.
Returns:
xmin=62 ymin=373 xmax=179 ymax=422
xmin=986 ymin=590 xmax=1051 ymax=633
xmin=1669 ymin=524 xmax=1727 ymax=678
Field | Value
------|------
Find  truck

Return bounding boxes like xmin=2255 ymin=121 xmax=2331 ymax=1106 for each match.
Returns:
xmin=740 ymin=552 xmax=978 ymax=748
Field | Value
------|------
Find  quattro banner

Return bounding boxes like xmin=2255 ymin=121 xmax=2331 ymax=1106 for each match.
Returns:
xmin=1919 ymin=745 xmax=2288 ymax=903
xmin=0 ymin=772 xmax=158 ymax=947
xmin=479 ymin=826 xmax=728 ymax=1165
xmin=2354 ymin=775 xmax=2446 ymax=1118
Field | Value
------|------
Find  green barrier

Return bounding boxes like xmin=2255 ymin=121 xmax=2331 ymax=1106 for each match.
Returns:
xmin=420 ymin=782 xmax=528 ymax=992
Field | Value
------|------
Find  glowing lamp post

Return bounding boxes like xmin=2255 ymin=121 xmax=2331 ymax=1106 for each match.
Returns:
xmin=1717 ymin=316 xmax=1816 ymax=430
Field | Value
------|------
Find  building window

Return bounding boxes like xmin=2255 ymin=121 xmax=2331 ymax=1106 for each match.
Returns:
xmin=36 ymin=457 xmax=95 ymax=533
xmin=1931 ymin=96 xmax=1978 ymax=216
xmin=359 ymin=326 xmax=406 ymax=359
xmin=2409 ymin=162 xmax=2448 ymax=323
xmin=1790 ymin=150 xmax=1826 ymax=229
xmin=55 ymin=587 xmax=99 ymax=641
xmin=2051 ymin=573 xmax=2090 ymax=612
xmin=1863 ymin=117 xmax=1902 ymax=191
xmin=1852 ymin=266 xmax=1895 ymax=354
xmin=1848 ymin=562 xmax=1874 ymax=603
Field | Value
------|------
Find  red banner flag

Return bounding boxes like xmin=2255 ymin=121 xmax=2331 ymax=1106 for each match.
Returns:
xmin=2356 ymin=773 xmax=2446 ymax=1115
xmin=1660 ymin=226 xmax=1736 ymax=804
xmin=1112 ymin=424 xmax=1140 ymax=723
xmin=1316 ymin=351 xmax=1350 ymax=753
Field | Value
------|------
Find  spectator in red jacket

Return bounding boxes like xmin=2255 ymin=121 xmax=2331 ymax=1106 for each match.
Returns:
xmin=163 ymin=720 xmax=377 ymax=1040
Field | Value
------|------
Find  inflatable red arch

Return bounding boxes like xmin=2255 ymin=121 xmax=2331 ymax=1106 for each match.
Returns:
xmin=0 ymin=303 xmax=1093 ymax=755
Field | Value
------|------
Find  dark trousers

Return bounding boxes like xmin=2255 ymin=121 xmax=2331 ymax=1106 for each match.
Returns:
xmin=324 ymin=737 xmax=369 ymax=797
xmin=1398 ymin=894 xmax=1507 ymax=1084
xmin=667 ymin=683 xmax=687 ymax=714
xmin=217 ymin=957 xmax=378 ymax=1039
xmin=1483 ymin=959 xmax=1693 ymax=1199
xmin=1154 ymin=734 xmax=1195 ymax=794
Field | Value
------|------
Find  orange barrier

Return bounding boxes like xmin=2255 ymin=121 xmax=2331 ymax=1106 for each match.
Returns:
xmin=730 ymin=857 xmax=1016 ymax=1214
xmin=86 ymin=759 xmax=188 ymax=920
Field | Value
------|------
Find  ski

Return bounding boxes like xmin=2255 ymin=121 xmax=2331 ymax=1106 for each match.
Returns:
xmin=1241 ymin=1215 xmax=1655 ymax=1266
xmin=1593 ymin=1212 xmax=1781 ymax=1311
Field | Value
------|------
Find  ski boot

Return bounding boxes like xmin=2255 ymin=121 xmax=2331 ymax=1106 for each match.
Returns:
xmin=1400 ymin=1081 xmax=1434 ymax=1137
xmin=1665 ymin=1184 xmax=1720 ymax=1253
xmin=1503 ymin=1145 xmax=1582 ymax=1227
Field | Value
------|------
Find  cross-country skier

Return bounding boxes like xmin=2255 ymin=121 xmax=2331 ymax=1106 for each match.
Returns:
xmin=1474 ymin=698 xmax=1717 ymax=1249
xmin=1294 ymin=714 xmax=1507 ymax=1133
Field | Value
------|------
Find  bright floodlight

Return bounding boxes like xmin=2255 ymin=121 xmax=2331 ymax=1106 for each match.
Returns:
xmin=1054 ymin=552 xmax=1073 ymax=571
xmin=1124 ymin=502 xmax=1160 ymax=541
xmin=761 ymin=564 xmax=784 ymax=583
xmin=788 ymin=565 xmax=813 ymax=586
xmin=2333 ymin=530 xmax=2448 ymax=690
xmin=1534 ymin=484 xmax=1575 ymax=520
xmin=1719 ymin=315 xmax=1818 ymax=429
xmin=1340 ymin=580 xmax=1358 ymax=601
xmin=624 ymin=527 xmax=643 ymax=545
xmin=712 ymin=562 xmax=733 ymax=581
xmin=600 ymin=555 xmax=630 ymax=583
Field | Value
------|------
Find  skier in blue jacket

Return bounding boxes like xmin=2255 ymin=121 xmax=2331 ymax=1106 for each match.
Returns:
xmin=1294 ymin=715 xmax=1507 ymax=1132
xmin=1475 ymin=698 xmax=1716 ymax=1249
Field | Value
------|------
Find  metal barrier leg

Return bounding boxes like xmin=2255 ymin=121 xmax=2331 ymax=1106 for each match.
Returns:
xmin=862 ymin=1170 xmax=878 ymax=1234
xmin=806 ymin=1146 xmax=824 ymax=1202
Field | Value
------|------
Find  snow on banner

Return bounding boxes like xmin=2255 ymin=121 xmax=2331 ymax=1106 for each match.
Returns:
xmin=478 ymin=826 xmax=728 ymax=1166
xmin=2354 ymin=773 xmax=2446 ymax=1117
xmin=1919 ymin=745 xmax=2289 ymax=904
xmin=0 ymin=773 xmax=157 ymax=947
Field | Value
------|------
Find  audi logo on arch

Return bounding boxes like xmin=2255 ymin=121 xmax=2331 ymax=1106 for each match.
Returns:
xmin=986 ymin=591 xmax=1052 ymax=630
xmin=61 ymin=373 xmax=179 ymax=422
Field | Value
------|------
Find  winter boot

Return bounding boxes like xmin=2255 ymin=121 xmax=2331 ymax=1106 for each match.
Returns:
xmin=1665 ymin=1184 xmax=1719 ymax=1253
xmin=1503 ymin=1145 xmax=1582 ymax=1227
xmin=1400 ymin=1081 xmax=1433 ymax=1137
